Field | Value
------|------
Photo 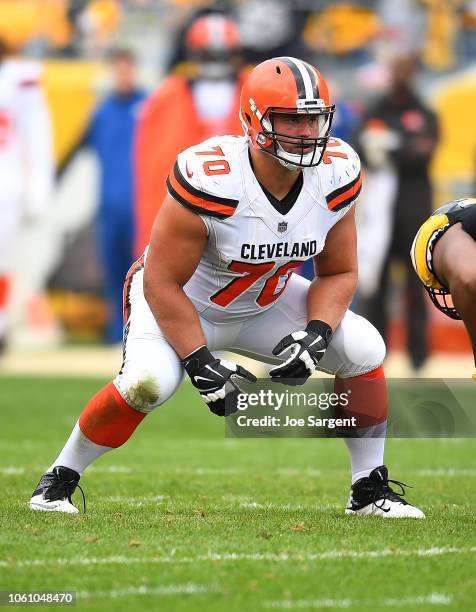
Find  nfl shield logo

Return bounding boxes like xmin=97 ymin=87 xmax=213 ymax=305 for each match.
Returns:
xmin=278 ymin=221 xmax=288 ymax=233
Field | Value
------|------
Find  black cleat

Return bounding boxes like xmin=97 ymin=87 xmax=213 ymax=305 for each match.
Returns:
xmin=29 ymin=466 xmax=85 ymax=513
xmin=345 ymin=465 xmax=425 ymax=518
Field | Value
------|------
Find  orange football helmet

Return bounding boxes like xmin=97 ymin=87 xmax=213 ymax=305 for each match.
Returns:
xmin=185 ymin=14 xmax=241 ymax=79
xmin=240 ymin=57 xmax=335 ymax=168
xmin=185 ymin=14 xmax=240 ymax=52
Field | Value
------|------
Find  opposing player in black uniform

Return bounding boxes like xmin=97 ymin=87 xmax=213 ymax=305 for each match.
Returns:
xmin=411 ymin=197 xmax=476 ymax=375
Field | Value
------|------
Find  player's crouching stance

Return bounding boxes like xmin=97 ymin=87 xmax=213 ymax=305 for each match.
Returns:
xmin=30 ymin=57 xmax=424 ymax=518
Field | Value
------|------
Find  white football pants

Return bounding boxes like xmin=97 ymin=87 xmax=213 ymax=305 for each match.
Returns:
xmin=114 ymin=270 xmax=386 ymax=412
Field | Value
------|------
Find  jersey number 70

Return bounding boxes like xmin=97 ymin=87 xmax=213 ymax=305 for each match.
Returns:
xmin=210 ymin=259 xmax=303 ymax=308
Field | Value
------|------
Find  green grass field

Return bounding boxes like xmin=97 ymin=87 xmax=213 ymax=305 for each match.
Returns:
xmin=1 ymin=376 xmax=475 ymax=611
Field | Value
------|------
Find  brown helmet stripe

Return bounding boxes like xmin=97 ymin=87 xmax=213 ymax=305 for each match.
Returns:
xmin=278 ymin=57 xmax=319 ymax=100
xmin=277 ymin=57 xmax=306 ymax=99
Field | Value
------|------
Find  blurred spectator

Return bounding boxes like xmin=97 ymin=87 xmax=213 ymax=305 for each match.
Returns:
xmin=329 ymin=86 xmax=360 ymax=144
xmin=165 ymin=3 xmax=232 ymax=74
xmin=71 ymin=0 xmax=121 ymax=56
xmin=355 ymin=54 xmax=439 ymax=370
xmin=0 ymin=0 xmax=120 ymax=58
xmin=167 ymin=1 xmax=311 ymax=71
xmin=420 ymin=0 xmax=461 ymax=71
xmin=303 ymin=2 xmax=380 ymax=65
xmin=0 ymin=37 xmax=54 ymax=354
xmin=134 ymin=12 xmax=244 ymax=255
xmin=459 ymin=0 xmax=476 ymax=62
xmin=232 ymin=0 xmax=311 ymax=65
xmin=0 ymin=0 xmax=72 ymax=55
xmin=378 ymin=0 xmax=427 ymax=56
xmin=84 ymin=48 xmax=145 ymax=344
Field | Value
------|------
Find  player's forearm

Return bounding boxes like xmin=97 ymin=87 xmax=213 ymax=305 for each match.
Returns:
xmin=143 ymin=280 xmax=206 ymax=358
xmin=307 ymin=271 xmax=358 ymax=331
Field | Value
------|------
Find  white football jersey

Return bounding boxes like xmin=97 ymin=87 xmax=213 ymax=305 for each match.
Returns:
xmin=166 ymin=135 xmax=361 ymax=324
xmin=0 ymin=59 xmax=54 ymax=210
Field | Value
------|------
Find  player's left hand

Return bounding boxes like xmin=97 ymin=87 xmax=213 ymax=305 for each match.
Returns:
xmin=269 ymin=320 xmax=332 ymax=385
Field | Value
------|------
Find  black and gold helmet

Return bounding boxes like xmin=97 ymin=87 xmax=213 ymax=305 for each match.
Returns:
xmin=411 ymin=197 xmax=476 ymax=320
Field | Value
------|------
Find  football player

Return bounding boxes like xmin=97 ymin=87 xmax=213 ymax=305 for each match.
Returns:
xmin=0 ymin=38 xmax=54 ymax=354
xmin=30 ymin=57 xmax=424 ymax=518
xmin=134 ymin=13 xmax=244 ymax=256
xmin=411 ymin=197 xmax=476 ymax=375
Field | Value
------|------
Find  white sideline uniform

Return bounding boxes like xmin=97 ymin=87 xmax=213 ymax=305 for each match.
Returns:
xmin=0 ymin=59 xmax=54 ymax=273
xmin=114 ymin=135 xmax=385 ymax=412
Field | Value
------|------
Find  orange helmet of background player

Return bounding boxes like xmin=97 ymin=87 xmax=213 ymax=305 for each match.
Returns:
xmin=185 ymin=14 xmax=241 ymax=80
xmin=185 ymin=14 xmax=240 ymax=52
xmin=240 ymin=57 xmax=335 ymax=168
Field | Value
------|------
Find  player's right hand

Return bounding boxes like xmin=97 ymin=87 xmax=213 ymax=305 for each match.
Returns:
xmin=182 ymin=346 xmax=257 ymax=416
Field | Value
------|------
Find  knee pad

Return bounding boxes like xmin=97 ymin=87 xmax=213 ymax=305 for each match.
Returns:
xmin=359 ymin=324 xmax=386 ymax=371
xmin=337 ymin=314 xmax=386 ymax=377
xmin=114 ymin=370 xmax=166 ymax=413
xmin=114 ymin=338 xmax=185 ymax=412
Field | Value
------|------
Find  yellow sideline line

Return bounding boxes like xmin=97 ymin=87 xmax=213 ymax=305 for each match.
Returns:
xmin=0 ymin=348 xmax=474 ymax=378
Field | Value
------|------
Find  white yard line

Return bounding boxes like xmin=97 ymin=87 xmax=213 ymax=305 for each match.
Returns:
xmin=2 ymin=546 xmax=475 ymax=569
xmin=78 ymin=583 xmax=214 ymax=599
xmin=0 ymin=467 xmax=25 ymax=475
xmin=276 ymin=468 xmax=322 ymax=476
xmin=170 ymin=467 xmax=244 ymax=475
xmin=238 ymin=501 xmax=339 ymax=511
xmin=0 ymin=465 xmax=133 ymax=476
xmin=98 ymin=497 xmax=334 ymax=510
xmin=264 ymin=592 xmax=452 ymax=608
xmin=3 ymin=464 xmax=475 ymax=478
xmin=103 ymin=495 xmax=167 ymax=504
xmin=152 ymin=467 xmax=323 ymax=477
xmin=0 ymin=466 xmax=323 ymax=477
xmin=89 ymin=466 xmax=132 ymax=474
xmin=165 ymin=467 xmax=321 ymax=476
xmin=416 ymin=469 xmax=476 ymax=477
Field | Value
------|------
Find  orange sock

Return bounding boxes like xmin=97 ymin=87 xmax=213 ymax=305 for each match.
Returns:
xmin=79 ymin=382 xmax=146 ymax=447
xmin=334 ymin=365 xmax=387 ymax=428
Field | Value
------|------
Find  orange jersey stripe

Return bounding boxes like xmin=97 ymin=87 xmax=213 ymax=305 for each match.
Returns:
xmin=327 ymin=172 xmax=363 ymax=210
xmin=168 ymin=171 xmax=236 ymax=217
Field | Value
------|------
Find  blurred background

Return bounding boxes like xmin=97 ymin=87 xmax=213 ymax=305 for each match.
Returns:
xmin=1 ymin=0 xmax=475 ymax=379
